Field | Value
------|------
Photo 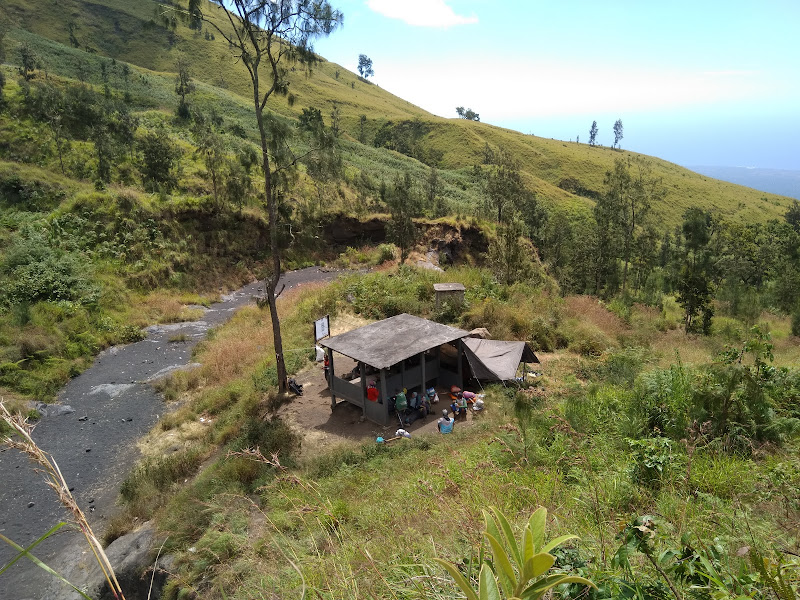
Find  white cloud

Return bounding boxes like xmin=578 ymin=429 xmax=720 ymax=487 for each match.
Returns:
xmin=375 ymin=57 xmax=772 ymax=121
xmin=366 ymin=0 xmax=478 ymax=27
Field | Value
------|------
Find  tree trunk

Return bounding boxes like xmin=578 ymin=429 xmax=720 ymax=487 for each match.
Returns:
xmin=253 ymin=86 xmax=288 ymax=394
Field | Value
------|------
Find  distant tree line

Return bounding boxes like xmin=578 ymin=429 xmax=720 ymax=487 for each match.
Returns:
xmin=535 ymin=160 xmax=800 ymax=334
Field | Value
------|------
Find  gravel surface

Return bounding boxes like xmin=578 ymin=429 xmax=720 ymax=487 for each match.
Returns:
xmin=0 ymin=267 xmax=344 ymax=600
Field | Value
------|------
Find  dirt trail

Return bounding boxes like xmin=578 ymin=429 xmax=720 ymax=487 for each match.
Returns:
xmin=0 ymin=267 xmax=343 ymax=600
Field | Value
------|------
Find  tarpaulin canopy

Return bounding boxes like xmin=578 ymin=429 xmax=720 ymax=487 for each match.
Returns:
xmin=462 ymin=338 xmax=539 ymax=381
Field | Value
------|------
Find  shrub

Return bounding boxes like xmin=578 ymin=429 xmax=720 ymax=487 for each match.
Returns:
xmin=626 ymin=437 xmax=675 ymax=489
xmin=596 ymin=347 xmax=648 ymax=385
xmin=567 ymin=322 xmax=612 ymax=356
xmin=375 ymin=243 xmax=396 ymax=264
xmin=1 ymin=229 xmax=99 ymax=306
xmin=0 ymin=172 xmax=66 ymax=211
xmin=564 ymin=384 xmax=633 ymax=436
xmin=229 ymin=418 xmax=299 ymax=460
xmin=711 ymin=316 xmax=745 ymax=342
xmin=630 ymin=361 xmax=692 ymax=439
xmin=692 ymin=327 xmax=800 ymax=451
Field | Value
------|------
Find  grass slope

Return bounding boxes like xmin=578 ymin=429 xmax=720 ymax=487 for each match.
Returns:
xmin=1 ymin=0 xmax=794 ymax=226
xmin=108 ymin=267 xmax=800 ymax=599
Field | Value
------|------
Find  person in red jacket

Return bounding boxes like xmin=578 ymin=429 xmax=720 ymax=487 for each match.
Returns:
xmin=367 ymin=380 xmax=379 ymax=402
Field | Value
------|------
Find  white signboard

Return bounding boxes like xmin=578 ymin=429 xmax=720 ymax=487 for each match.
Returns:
xmin=314 ymin=315 xmax=330 ymax=342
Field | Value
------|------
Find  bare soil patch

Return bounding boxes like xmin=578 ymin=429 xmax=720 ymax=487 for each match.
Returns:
xmin=280 ymin=355 xmax=481 ymax=460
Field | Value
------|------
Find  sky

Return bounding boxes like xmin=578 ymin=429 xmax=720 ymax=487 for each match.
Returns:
xmin=313 ymin=0 xmax=800 ymax=170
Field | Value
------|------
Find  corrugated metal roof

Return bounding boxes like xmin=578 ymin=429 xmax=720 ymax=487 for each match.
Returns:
xmin=320 ymin=314 xmax=468 ymax=369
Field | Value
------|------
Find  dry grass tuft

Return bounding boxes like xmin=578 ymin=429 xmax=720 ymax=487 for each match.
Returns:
xmin=565 ymin=296 xmax=629 ymax=339
xmin=139 ymin=419 xmax=210 ymax=458
xmin=199 ymin=307 xmax=269 ymax=386
xmin=135 ymin=293 xmax=207 ymax=326
xmin=330 ymin=311 xmax=372 ymax=336
xmin=0 ymin=402 xmax=127 ymax=599
xmin=651 ymin=329 xmax=715 ymax=367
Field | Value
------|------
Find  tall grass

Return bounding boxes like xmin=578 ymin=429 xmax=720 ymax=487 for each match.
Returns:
xmin=1 ymin=402 xmax=127 ymax=599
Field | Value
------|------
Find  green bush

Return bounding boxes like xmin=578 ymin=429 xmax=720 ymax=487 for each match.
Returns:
xmin=375 ymin=243 xmax=396 ymax=264
xmin=0 ymin=171 xmax=66 ymax=211
xmin=596 ymin=347 xmax=648 ymax=385
xmin=1 ymin=229 xmax=98 ymax=306
xmin=626 ymin=437 xmax=675 ymax=489
xmin=567 ymin=322 xmax=612 ymax=356
xmin=711 ymin=315 xmax=745 ymax=342
xmin=120 ymin=448 xmax=203 ymax=507
xmin=630 ymin=361 xmax=692 ymax=439
xmin=564 ymin=384 xmax=633 ymax=436
xmin=692 ymin=328 xmax=800 ymax=451
xmin=229 ymin=418 xmax=300 ymax=460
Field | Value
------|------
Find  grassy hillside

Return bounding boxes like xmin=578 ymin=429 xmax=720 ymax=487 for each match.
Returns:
xmin=0 ymin=0 xmax=794 ymax=226
xmin=103 ymin=266 xmax=800 ymax=599
xmin=0 ymin=0 xmax=798 ymax=403
xmin=1 ymin=4 xmax=799 ymax=598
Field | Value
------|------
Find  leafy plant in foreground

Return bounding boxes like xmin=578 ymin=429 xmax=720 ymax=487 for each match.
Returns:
xmin=435 ymin=506 xmax=595 ymax=599
xmin=612 ymin=515 xmax=768 ymax=600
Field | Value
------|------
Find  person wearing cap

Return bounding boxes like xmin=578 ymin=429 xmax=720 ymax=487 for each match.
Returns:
xmin=437 ymin=409 xmax=454 ymax=434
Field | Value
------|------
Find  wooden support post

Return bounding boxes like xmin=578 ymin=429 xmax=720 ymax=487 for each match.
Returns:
xmin=359 ymin=362 xmax=367 ymax=417
xmin=379 ymin=368 xmax=389 ymax=422
xmin=328 ymin=348 xmax=336 ymax=409
xmin=420 ymin=351 xmax=426 ymax=392
xmin=401 ymin=359 xmax=406 ymax=391
xmin=457 ymin=339 xmax=463 ymax=389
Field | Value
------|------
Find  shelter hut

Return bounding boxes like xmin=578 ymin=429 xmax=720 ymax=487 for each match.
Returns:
xmin=433 ymin=283 xmax=466 ymax=310
xmin=320 ymin=314 xmax=469 ymax=425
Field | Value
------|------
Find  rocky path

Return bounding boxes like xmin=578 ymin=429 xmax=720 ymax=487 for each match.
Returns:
xmin=0 ymin=267 xmax=343 ymax=600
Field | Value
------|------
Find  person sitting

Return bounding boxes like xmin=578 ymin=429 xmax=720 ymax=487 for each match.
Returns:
xmin=426 ymin=387 xmax=440 ymax=404
xmin=367 ymin=380 xmax=379 ymax=402
xmin=449 ymin=389 xmax=468 ymax=419
xmin=437 ymin=409 xmax=454 ymax=434
xmin=421 ymin=392 xmax=432 ymax=414
xmin=405 ymin=391 xmax=429 ymax=425
xmin=455 ymin=393 xmax=468 ymax=418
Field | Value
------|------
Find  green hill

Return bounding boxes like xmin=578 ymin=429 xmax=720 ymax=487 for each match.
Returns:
xmin=2 ymin=4 xmax=800 ymax=599
xmin=1 ymin=0 xmax=799 ymax=404
xmin=0 ymin=0 xmax=793 ymax=226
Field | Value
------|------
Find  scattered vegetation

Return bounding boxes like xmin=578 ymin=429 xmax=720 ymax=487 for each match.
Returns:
xmin=0 ymin=2 xmax=799 ymax=599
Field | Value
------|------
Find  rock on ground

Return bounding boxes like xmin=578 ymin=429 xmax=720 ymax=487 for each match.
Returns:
xmin=39 ymin=521 xmax=172 ymax=600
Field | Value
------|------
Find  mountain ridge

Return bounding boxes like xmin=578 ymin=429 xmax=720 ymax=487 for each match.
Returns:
xmin=0 ymin=0 xmax=794 ymax=226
